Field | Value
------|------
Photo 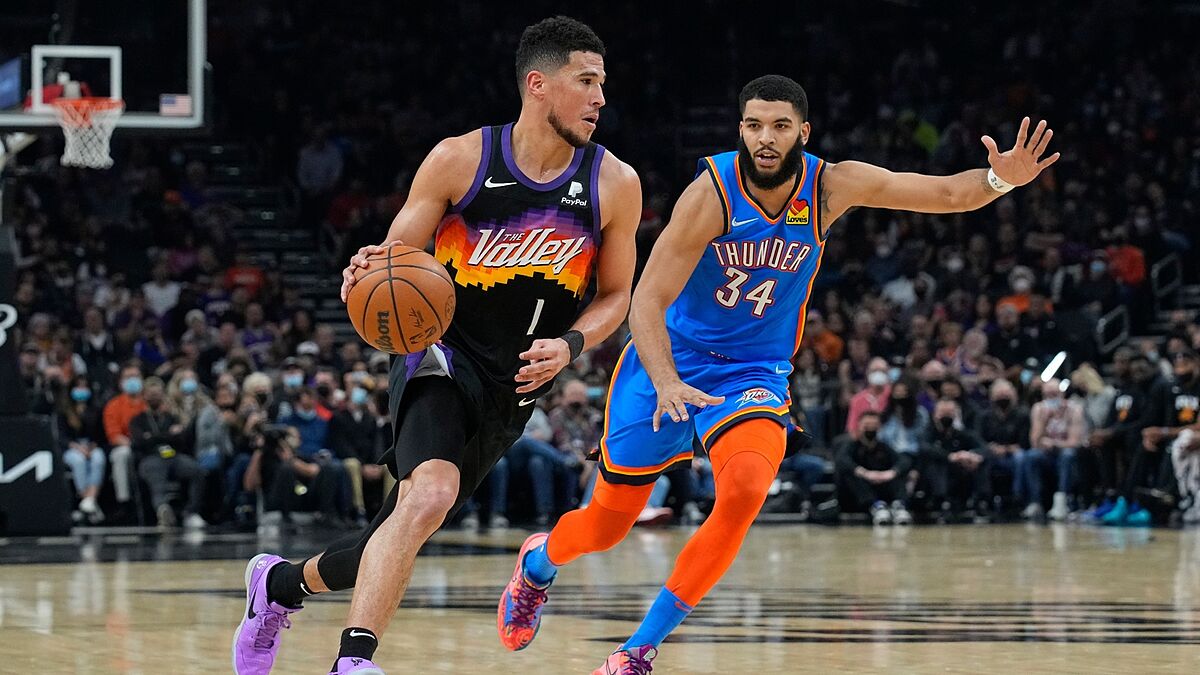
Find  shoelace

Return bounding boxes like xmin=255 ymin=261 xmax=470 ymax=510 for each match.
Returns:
xmin=509 ymin=581 xmax=548 ymax=628
xmin=253 ymin=611 xmax=293 ymax=651
xmin=620 ymin=648 xmax=656 ymax=674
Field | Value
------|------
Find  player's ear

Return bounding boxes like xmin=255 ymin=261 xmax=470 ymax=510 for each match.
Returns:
xmin=800 ymin=121 xmax=811 ymax=145
xmin=525 ymin=70 xmax=547 ymax=101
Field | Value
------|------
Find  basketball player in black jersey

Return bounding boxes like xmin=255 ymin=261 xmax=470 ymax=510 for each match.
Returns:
xmin=231 ymin=17 xmax=641 ymax=675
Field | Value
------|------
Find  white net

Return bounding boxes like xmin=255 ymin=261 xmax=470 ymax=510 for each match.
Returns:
xmin=51 ymin=98 xmax=124 ymax=169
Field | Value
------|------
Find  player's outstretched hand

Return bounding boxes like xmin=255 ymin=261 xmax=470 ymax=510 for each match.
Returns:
xmin=981 ymin=117 xmax=1060 ymax=187
xmin=515 ymin=338 xmax=572 ymax=394
xmin=653 ymin=380 xmax=725 ymax=432
xmin=340 ymin=239 xmax=404 ymax=303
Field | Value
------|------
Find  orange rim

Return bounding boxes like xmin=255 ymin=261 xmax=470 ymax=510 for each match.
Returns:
xmin=51 ymin=97 xmax=124 ymax=126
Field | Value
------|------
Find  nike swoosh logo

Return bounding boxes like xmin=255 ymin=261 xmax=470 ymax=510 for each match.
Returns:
xmin=484 ymin=177 xmax=517 ymax=188
xmin=518 ymin=398 xmax=537 ymax=406
xmin=776 ymin=365 xmax=790 ymax=374
xmin=247 ymin=585 xmax=258 ymax=619
xmin=348 ymin=630 xmax=376 ymax=640
xmin=731 ymin=217 xmax=758 ymax=227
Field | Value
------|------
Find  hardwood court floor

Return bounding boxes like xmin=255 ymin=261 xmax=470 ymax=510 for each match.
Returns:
xmin=1 ymin=524 xmax=1199 ymax=673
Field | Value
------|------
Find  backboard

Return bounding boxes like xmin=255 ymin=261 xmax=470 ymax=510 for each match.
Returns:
xmin=0 ymin=0 xmax=207 ymax=132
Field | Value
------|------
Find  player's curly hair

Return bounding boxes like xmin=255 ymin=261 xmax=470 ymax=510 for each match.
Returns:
xmin=739 ymin=75 xmax=809 ymax=121
xmin=515 ymin=16 xmax=605 ymax=92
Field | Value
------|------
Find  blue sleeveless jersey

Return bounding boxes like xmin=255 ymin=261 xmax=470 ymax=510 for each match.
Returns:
xmin=665 ymin=151 xmax=827 ymax=364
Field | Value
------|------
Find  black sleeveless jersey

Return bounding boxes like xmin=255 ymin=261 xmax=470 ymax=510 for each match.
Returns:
xmin=434 ymin=123 xmax=605 ymax=392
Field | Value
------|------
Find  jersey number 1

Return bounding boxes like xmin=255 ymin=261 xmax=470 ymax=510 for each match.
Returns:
xmin=715 ymin=268 xmax=776 ymax=318
xmin=526 ymin=298 xmax=545 ymax=335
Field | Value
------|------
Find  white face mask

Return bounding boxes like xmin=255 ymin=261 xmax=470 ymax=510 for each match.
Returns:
xmin=868 ymin=371 xmax=890 ymax=387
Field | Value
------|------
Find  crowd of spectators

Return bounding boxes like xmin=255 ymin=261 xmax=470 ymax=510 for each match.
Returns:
xmin=5 ymin=2 xmax=1200 ymax=530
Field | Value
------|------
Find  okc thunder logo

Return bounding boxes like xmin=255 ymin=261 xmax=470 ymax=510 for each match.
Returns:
xmin=736 ymin=388 xmax=781 ymax=407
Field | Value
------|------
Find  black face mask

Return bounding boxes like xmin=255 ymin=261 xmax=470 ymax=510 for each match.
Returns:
xmin=255 ymin=392 xmax=269 ymax=405
xmin=927 ymin=379 xmax=943 ymax=392
xmin=994 ymin=398 xmax=1013 ymax=412
xmin=568 ymin=401 xmax=584 ymax=411
xmin=937 ymin=416 xmax=956 ymax=430
xmin=862 ymin=429 xmax=878 ymax=442
xmin=316 ymin=384 xmax=332 ymax=399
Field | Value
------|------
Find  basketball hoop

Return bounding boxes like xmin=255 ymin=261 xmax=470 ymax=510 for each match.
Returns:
xmin=51 ymin=97 xmax=124 ymax=169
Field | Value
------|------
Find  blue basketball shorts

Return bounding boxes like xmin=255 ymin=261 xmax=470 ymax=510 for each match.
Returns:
xmin=596 ymin=340 xmax=792 ymax=486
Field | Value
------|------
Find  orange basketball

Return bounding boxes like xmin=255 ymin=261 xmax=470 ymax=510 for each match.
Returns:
xmin=346 ymin=244 xmax=456 ymax=354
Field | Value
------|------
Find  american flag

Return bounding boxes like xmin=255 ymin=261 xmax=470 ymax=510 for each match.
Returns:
xmin=159 ymin=94 xmax=192 ymax=116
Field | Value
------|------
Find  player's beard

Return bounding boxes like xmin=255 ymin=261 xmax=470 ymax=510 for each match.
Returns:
xmin=548 ymin=109 xmax=589 ymax=148
xmin=737 ymin=136 xmax=804 ymax=190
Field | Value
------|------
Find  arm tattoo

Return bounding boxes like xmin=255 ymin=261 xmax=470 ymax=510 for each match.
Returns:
xmin=979 ymin=169 xmax=993 ymax=194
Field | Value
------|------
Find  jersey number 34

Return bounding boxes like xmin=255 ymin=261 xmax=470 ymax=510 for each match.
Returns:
xmin=715 ymin=268 xmax=776 ymax=318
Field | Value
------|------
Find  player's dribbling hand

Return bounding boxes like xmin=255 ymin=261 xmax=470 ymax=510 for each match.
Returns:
xmin=515 ymin=338 xmax=572 ymax=394
xmin=340 ymin=240 xmax=404 ymax=303
xmin=981 ymin=117 xmax=1060 ymax=186
xmin=652 ymin=380 xmax=725 ymax=432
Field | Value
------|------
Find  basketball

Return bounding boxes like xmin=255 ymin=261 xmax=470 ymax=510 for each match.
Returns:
xmin=346 ymin=244 xmax=456 ymax=354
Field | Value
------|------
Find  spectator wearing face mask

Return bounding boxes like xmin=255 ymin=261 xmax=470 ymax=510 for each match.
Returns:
xmin=882 ymin=255 xmax=938 ymax=313
xmin=978 ymin=379 xmax=1030 ymax=510
xmin=191 ymin=375 xmax=236 ymax=476
xmin=328 ymin=382 xmax=387 ymax=525
xmin=103 ymin=364 xmax=148 ymax=517
xmin=196 ymin=322 xmax=241 ymax=387
xmin=939 ymin=377 xmax=981 ymax=433
xmin=1075 ymin=253 xmax=1120 ymax=314
xmin=168 ymin=368 xmax=209 ymax=429
xmin=1023 ymin=294 xmax=1063 ymax=361
xmin=937 ymin=249 xmax=975 ymax=296
xmin=878 ymin=380 xmax=929 ymax=498
xmin=866 ymin=236 xmax=901 ymax=286
xmin=835 ymin=412 xmax=910 ymax=525
xmin=310 ymin=367 xmax=341 ymax=419
xmin=845 ymin=358 xmax=892 ymax=439
xmin=275 ymin=387 xmax=350 ymax=525
xmin=922 ymin=398 xmax=991 ymax=520
xmin=916 ymin=359 xmax=947 ymax=412
xmin=59 ymin=375 xmax=107 ymax=523
xmin=1079 ymin=349 xmax=1151 ymax=518
xmin=997 ymin=266 xmax=1040 ymax=316
xmin=989 ymin=305 xmax=1038 ymax=379
xmin=131 ymin=377 xmax=206 ymax=529
xmin=271 ymin=358 xmax=307 ymax=419
xmin=1025 ymin=378 xmax=1085 ymax=521
xmin=279 ymin=388 xmax=330 ymax=459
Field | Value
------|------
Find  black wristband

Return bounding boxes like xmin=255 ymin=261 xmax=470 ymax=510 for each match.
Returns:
xmin=560 ymin=330 xmax=585 ymax=362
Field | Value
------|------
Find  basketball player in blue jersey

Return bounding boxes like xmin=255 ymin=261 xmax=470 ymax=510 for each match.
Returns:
xmin=231 ymin=17 xmax=642 ymax=675
xmin=500 ymin=75 xmax=1059 ymax=674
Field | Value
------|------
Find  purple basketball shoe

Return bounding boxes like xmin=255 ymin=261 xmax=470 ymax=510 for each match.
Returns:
xmin=232 ymin=553 xmax=303 ymax=674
